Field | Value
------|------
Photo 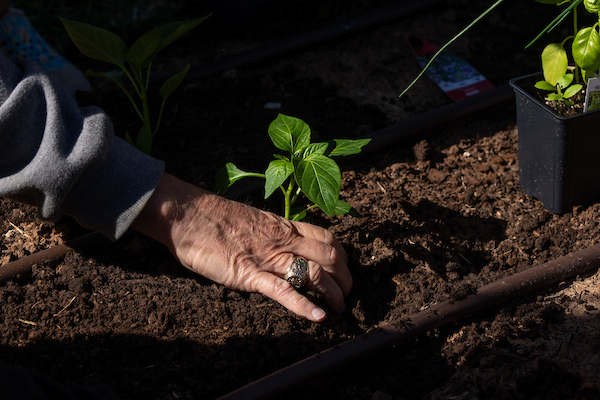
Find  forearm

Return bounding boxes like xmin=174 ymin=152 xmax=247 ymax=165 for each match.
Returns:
xmin=0 ymin=52 xmax=164 ymax=239
xmin=130 ymin=173 xmax=210 ymax=252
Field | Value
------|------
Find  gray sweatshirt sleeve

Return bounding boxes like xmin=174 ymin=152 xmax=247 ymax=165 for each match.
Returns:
xmin=0 ymin=52 xmax=165 ymax=240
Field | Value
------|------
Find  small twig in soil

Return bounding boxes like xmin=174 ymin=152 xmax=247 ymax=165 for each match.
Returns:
xmin=53 ymin=295 xmax=77 ymax=317
xmin=18 ymin=318 xmax=37 ymax=326
xmin=8 ymin=222 xmax=31 ymax=239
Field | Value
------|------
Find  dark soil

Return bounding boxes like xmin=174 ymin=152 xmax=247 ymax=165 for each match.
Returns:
xmin=2 ymin=1 xmax=600 ymax=399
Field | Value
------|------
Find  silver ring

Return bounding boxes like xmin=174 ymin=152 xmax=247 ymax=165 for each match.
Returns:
xmin=284 ymin=257 xmax=309 ymax=289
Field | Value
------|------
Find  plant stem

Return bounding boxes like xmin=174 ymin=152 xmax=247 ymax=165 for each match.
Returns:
xmin=574 ymin=2 xmax=581 ymax=83
xmin=283 ymin=180 xmax=295 ymax=220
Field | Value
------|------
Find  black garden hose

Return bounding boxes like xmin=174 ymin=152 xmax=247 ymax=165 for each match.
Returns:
xmin=0 ymin=232 xmax=108 ymax=284
xmin=185 ymin=0 xmax=446 ymax=80
xmin=216 ymin=242 xmax=600 ymax=400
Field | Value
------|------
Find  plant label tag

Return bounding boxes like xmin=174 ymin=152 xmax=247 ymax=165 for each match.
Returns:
xmin=405 ymin=34 xmax=494 ymax=101
xmin=584 ymin=77 xmax=600 ymax=112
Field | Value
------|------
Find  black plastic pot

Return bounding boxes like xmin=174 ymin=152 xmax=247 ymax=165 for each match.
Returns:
xmin=510 ymin=72 xmax=600 ymax=214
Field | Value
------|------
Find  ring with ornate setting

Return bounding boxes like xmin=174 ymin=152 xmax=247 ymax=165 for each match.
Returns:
xmin=284 ymin=257 xmax=309 ymax=289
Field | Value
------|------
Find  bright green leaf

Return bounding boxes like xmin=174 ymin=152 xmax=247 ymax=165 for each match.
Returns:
xmin=556 ymin=73 xmax=574 ymax=89
xmin=157 ymin=16 xmax=210 ymax=51
xmin=268 ymin=114 xmax=311 ymax=154
xmin=126 ymin=28 xmax=162 ymax=70
xmin=564 ymin=83 xmax=583 ymax=98
xmin=547 ymin=93 xmax=564 ymax=100
xmin=214 ymin=163 xmax=262 ymax=195
xmin=264 ymin=159 xmax=293 ymax=199
xmin=295 ymin=154 xmax=341 ymax=217
xmin=572 ymin=26 xmax=600 ymax=72
xmin=541 ymin=43 xmax=568 ymax=85
xmin=159 ymin=64 xmax=190 ymax=100
xmin=299 ymin=142 xmax=328 ymax=158
xmin=584 ymin=0 xmax=600 ymax=13
xmin=290 ymin=210 xmax=307 ymax=221
xmin=333 ymin=200 xmax=362 ymax=217
xmin=534 ymin=80 xmax=556 ymax=91
xmin=328 ymin=138 xmax=371 ymax=157
xmin=60 ymin=17 xmax=126 ymax=68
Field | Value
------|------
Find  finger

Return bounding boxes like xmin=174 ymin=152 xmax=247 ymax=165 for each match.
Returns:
xmin=285 ymin=234 xmax=352 ymax=297
xmin=292 ymin=221 xmax=348 ymax=264
xmin=252 ymin=271 xmax=328 ymax=322
xmin=304 ymin=260 xmax=346 ymax=314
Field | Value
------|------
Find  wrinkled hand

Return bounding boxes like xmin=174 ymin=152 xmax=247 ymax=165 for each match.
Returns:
xmin=132 ymin=173 xmax=352 ymax=322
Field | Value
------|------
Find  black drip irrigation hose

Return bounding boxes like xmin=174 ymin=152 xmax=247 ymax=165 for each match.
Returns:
xmin=360 ymin=84 xmax=514 ymax=153
xmin=216 ymin=242 xmax=600 ymax=400
xmin=0 ymin=85 xmax=515 ymax=285
xmin=0 ymin=4 xmax=524 ymax=396
xmin=0 ymin=0 xmax=512 ymax=281
xmin=185 ymin=0 xmax=446 ymax=80
xmin=0 ymin=232 xmax=108 ymax=284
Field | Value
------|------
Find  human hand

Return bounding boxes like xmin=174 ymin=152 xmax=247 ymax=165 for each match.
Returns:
xmin=131 ymin=173 xmax=352 ymax=322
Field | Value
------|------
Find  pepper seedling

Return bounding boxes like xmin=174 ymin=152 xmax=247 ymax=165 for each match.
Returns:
xmin=61 ymin=15 xmax=209 ymax=155
xmin=534 ymin=72 xmax=583 ymax=113
xmin=215 ymin=114 xmax=370 ymax=221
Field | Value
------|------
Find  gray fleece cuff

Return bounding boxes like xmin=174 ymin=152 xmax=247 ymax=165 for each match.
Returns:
xmin=61 ymin=135 xmax=165 ymax=241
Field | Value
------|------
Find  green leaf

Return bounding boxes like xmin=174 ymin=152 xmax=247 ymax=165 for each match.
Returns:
xmin=547 ymin=93 xmax=564 ymax=100
xmin=541 ymin=43 xmax=568 ymax=86
xmin=290 ymin=210 xmax=307 ymax=221
xmin=264 ymin=159 xmax=293 ymax=199
xmin=136 ymin=125 xmax=153 ymax=155
xmin=214 ymin=163 xmax=261 ymax=195
xmin=333 ymin=200 xmax=362 ymax=217
xmin=572 ymin=26 xmax=600 ymax=72
xmin=295 ymin=154 xmax=341 ymax=217
xmin=156 ymin=16 xmax=210 ymax=51
xmin=534 ymin=80 xmax=556 ymax=91
xmin=556 ymin=73 xmax=574 ymax=89
xmin=584 ymin=0 xmax=600 ymax=13
xmin=563 ymin=83 xmax=583 ymax=98
xmin=126 ymin=28 xmax=162 ymax=70
xmin=159 ymin=64 xmax=190 ymax=100
xmin=299 ymin=142 xmax=329 ymax=158
xmin=60 ymin=17 xmax=127 ymax=68
xmin=328 ymin=138 xmax=371 ymax=157
xmin=268 ymin=114 xmax=311 ymax=154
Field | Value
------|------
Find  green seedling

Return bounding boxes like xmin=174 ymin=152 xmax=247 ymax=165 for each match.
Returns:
xmin=534 ymin=72 xmax=583 ymax=112
xmin=527 ymin=0 xmax=600 ymax=89
xmin=215 ymin=114 xmax=371 ymax=221
xmin=61 ymin=15 xmax=209 ymax=154
xmin=400 ymin=0 xmax=600 ymax=107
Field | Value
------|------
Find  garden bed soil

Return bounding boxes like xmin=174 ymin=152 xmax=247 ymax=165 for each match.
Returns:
xmin=2 ymin=1 xmax=600 ymax=399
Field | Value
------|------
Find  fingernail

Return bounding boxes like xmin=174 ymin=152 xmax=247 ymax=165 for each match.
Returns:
xmin=312 ymin=307 xmax=326 ymax=321
xmin=338 ymin=303 xmax=347 ymax=314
